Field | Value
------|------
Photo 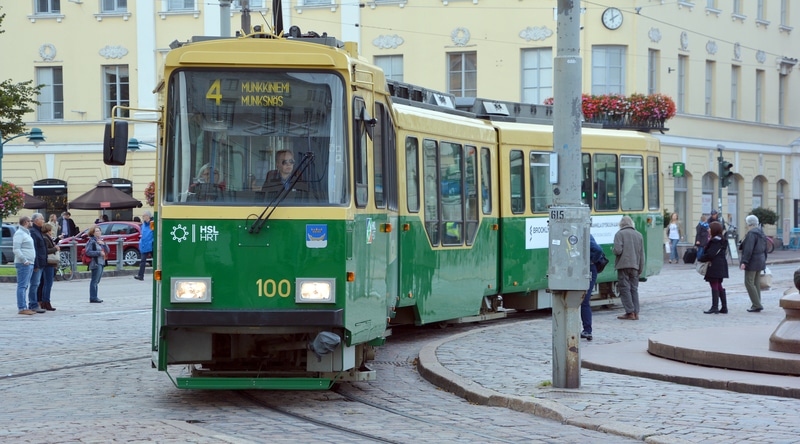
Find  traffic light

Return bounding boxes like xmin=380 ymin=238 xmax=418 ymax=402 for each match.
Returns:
xmin=719 ymin=160 xmax=734 ymax=188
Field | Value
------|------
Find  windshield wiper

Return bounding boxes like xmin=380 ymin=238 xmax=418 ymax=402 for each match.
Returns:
xmin=249 ymin=151 xmax=315 ymax=234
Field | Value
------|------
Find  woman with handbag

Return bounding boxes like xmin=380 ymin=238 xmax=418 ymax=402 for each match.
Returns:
xmin=40 ymin=224 xmax=60 ymax=311
xmin=698 ymin=221 xmax=728 ymax=314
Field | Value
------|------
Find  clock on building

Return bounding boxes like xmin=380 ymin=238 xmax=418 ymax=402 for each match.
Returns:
xmin=602 ymin=7 xmax=623 ymax=30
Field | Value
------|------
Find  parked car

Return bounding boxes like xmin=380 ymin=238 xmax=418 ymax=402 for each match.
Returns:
xmin=58 ymin=221 xmax=142 ymax=266
xmin=1 ymin=223 xmax=20 ymax=264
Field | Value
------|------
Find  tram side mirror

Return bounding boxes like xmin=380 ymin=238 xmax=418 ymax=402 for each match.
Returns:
xmin=103 ymin=121 xmax=129 ymax=166
xmin=359 ymin=107 xmax=377 ymax=140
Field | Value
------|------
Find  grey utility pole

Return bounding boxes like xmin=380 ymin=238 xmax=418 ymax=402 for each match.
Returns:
xmin=548 ymin=0 xmax=591 ymax=389
xmin=220 ymin=1 xmax=231 ymax=37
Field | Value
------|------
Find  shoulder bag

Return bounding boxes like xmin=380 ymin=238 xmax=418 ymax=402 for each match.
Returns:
xmin=696 ymin=244 xmax=722 ymax=276
xmin=47 ymin=252 xmax=60 ymax=265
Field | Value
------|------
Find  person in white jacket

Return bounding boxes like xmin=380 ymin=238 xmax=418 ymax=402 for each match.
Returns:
xmin=13 ymin=216 xmax=39 ymax=315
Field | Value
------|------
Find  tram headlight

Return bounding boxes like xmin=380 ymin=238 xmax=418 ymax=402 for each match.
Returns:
xmin=296 ymin=278 xmax=335 ymax=304
xmin=171 ymin=278 xmax=212 ymax=303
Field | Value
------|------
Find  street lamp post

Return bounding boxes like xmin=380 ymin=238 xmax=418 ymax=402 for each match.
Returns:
xmin=0 ymin=128 xmax=46 ymax=228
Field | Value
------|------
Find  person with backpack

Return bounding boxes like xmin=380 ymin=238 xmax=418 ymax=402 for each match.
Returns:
xmin=699 ymin=221 xmax=729 ymax=314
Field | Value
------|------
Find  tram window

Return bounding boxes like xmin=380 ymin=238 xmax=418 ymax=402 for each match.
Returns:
xmin=593 ymin=153 xmax=618 ymax=211
xmin=647 ymin=156 xmax=660 ymax=211
xmin=405 ymin=137 xmax=420 ymax=212
xmin=620 ymin=155 xmax=644 ymax=211
xmin=422 ymin=139 xmax=440 ymax=246
xmin=441 ymin=142 xmax=463 ymax=246
xmin=480 ymin=147 xmax=492 ymax=214
xmin=581 ymin=153 xmax=592 ymax=207
xmin=383 ymin=104 xmax=398 ymax=212
xmin=354 ymin=98 xmax=369 ymax=208
xmin=465 ymin=146 xmax=479 ymax=245
xmin=373 ymin=103 xmax=385 ymax=209
xmin=529 ymin=152 xmax=551 ymax=213
xmin=510 ymin=150 xmax=525 ymax=214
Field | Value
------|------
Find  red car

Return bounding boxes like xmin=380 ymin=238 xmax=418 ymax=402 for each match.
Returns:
xmin=58 ymin=221 xmax=142 ymax=266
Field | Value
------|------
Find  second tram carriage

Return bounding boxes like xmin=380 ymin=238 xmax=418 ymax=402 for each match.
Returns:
xmin=105 ymin=26 xmax=662 ymax=390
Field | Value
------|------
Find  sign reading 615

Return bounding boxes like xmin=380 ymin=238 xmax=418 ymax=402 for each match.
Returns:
xmin=256 ymin=279 xmax=291 ymax=298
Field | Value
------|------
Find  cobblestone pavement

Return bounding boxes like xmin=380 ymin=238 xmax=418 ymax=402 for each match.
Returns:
xmin=423 ymin=259 xmax=800 ymax=443
xmin=1 ymin=274 xmax=638 ymax=443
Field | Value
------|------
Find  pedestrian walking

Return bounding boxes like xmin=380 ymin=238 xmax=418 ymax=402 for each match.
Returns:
xmin=694 ymin=214 xmax=709 ymax=259
xmin=739 ymin=215 xmax=768 ymax=312
xmin=135 ymin=211 xmax=153 ymax=281
xmin=613 ymin=216 xmax=644 ymax=320
xmin=699 ymin=221 xmax=729 ymax=314
xmin=84 ymin=225 xmax=110 ymax=303
xmin=27 ymin=213 xmax=47 ymax=313
xmin=581 ymin=234 xmax=605 ymax=340
xmin=665 ymin=212 xmax=683 ymax=264
xmin=13 ymin=216 xmax=37 ymax=315
xmin=57 ymin=211 xmax=78 ymax=238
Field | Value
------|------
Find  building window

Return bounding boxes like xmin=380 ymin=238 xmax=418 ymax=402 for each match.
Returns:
xmin=521 ymin=47 xmax=553 ymax=105
xmin=781 ymin=0 xmax=789 ymax=26
xmin=702 ymin=173 xmax=716 ymax=214
xmin=102 ymin=0 xmax=127 ymax=12
xmin=168 ymin=0 xmax=194 ymax=10
xmin=755 ymin=69 xmax=764 ymax=123
xmin=674 ymin=176 xmax=687 ymax=229
xmin=647 ymin=49 xmax=659 ymax=95
xmin=374 ymin=55 xmax=404 ymax=82
xmin=303 ymin=0 xmax=331 ymax=5
xmin=36 ymin=67 xmax=64 ymax=121
xmin=727 ymin=176 xmax=739 ymax=228
xmin=35 ymin=0 xmax=61 ymax=13
xmin=731 ymin=65 xmax=740 ymax=119
xmin=757 ymin=0 xmax=766 ymax=20
xmin=103 ymin=65 xmax=130 ymax=119
xmin=677 ymin=55 xmax=687 ymax=113
xmin=779 ymin=73 xmax=787 ymax=125
xmin=777 ymin=180 xmax=786 ymax=227
xmin=591 ymin=45 xmax=626 ymax=95
xmin=704 ymin=61 xmax=714 ymax=116
xmin=235 ymin=0 xmax=265 ymax=7
xmin=733 ymin=0 xmax=741 ymax=14
xmin=447 ymin=52 xmax=477 ymax=98
xmin=752 ymin=177 xmax=765 ymax=209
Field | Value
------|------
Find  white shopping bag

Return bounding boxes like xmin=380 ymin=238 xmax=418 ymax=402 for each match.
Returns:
xmin=760 ymin=267 xmax=772 ymax=290
xmin=664 ymin=241 xmax=671 ymax=254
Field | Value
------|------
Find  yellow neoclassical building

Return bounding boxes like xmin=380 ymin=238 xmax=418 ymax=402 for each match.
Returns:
xmin=1 ymin=0 xmax=799 ymax=240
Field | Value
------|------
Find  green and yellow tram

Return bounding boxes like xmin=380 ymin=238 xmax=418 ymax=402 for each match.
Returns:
xmin=104 ymin=25 xmax=662 ymax=390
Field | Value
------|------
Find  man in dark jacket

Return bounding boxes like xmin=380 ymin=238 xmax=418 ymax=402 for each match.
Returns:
xmin=28 ymin=213 xmax=48 ymax=313
xmin=739 ymin=214 xmax=768 ymax=312
xmin=613 ymin=216 xmax=644 ymax=320
xmin=57 ymin=211 xmax=79 ymax=238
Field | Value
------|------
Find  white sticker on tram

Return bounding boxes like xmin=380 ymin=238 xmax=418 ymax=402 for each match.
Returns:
xmin=525 ymin=214 xmax=623 ymax=249
xmin=169 ymin=223 xmax=219 ymax=243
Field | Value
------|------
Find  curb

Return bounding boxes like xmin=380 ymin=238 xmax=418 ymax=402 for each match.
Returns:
xmin=416 ymin=326 xmax=691 ymax=444
xmin=0 ymin=268 xmax=147 ymax=283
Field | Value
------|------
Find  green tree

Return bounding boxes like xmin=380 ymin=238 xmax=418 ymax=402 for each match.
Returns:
xmin=0 ymin=6 xmax=42 ymax=137
xmin=749 ymin=207 xmax=778 ymax=226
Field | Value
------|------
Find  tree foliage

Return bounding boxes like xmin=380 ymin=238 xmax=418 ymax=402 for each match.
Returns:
xmin=0 ymin=6 xmax=42 ymax=138
xmin=749 ymin=207 xmax=778 ymax=226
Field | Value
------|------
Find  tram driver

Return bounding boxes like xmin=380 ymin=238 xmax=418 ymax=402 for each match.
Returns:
xmin=261 ymin=149 xmax=310 ymax=199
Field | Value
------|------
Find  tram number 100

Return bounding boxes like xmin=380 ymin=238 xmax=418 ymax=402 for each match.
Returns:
xmin=256 ymin=279 xmax=292 ymax=298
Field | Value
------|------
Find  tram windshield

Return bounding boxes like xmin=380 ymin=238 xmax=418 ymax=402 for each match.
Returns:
xmin=163 ymin=70 xmax=348 ymax=206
